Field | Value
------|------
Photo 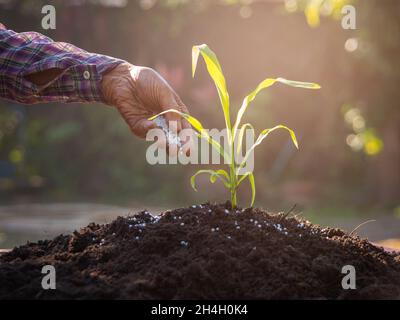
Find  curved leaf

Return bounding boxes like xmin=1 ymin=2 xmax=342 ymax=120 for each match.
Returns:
xmin=233 ymin=77 xmax=320 ymax=139
xmin=276 ymin=77 xmax=321 ymax=89
xmin=149 ymin=109 xmax=229 ymax=161
xmin=236 ymin=172 xmax=256 ymax=207
xmin=236 ymin=123 xmax=255 ymax=157
xmin=233 ymin=78 xmax=276 ymax=139
xmin=192 ymin=44 xmax=232 ymax=136
xmin=238 ymin=125 xmax=298 ymax=170
xmin=237 ymin=172 xmax=249 ymax=186
xmin=190 ymin=169 xmax=230 ymax=191
xmin=210 ymin=169 xmax=230 ymax=184
xmin=248 ymin=172 xmax=256 ymax=207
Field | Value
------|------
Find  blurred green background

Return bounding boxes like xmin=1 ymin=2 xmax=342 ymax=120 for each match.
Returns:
xmin=0 ymin=0 xmax=399 ymax=247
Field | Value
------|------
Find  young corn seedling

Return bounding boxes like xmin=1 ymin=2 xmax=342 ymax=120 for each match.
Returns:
xmin=150 ymin=44 xmax=320 ymax=208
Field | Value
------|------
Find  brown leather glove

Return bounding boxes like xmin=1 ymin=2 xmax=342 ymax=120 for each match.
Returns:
xmin=101 ymin=62 xmax=190 ymax=138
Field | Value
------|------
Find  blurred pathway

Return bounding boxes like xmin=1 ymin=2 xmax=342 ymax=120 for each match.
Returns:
xmin=0 ymin=203 xmax=162 ymax=249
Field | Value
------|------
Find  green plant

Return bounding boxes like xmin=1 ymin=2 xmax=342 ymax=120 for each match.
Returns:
xmin=150 ymin=44 xmax=320 ymax=208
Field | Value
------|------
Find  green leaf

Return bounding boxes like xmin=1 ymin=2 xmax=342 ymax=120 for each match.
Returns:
xmin=211 ymin=169 xmax=230 ymax=183
xmin=276 ymin=77 xmax=321 ymax=89
xmin=192 ymin=44 xmax=232 ymax=136
xmin=248 ymin=172 xmax=256 ymax=207
xmin=236 ymin=172 xmax=256 ymax=207
xmin=237 ymin=171 xmax=249 ymax=185
xmin=233 ymin=77 xmax=320 ymax=139
xmin=190 ymin=169 xmax=230 ymax=191
xmin=233 ymin=78 xmax=276 ymax=139
xmin=149 ymin=109 xmax=229 ymax=161
xmin=236 ymin=123 xmax=255 ymax=156
xmin=258 ymin=125 xmax=298 ymax=150
xmin=239 ymin=125 xmax=298 ymax=170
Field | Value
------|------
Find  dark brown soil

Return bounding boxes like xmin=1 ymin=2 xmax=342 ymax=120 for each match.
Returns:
xmin=1 ymin=202 xmax=400 ymax=300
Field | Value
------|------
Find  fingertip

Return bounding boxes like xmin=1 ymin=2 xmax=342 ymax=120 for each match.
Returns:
xmin=164 ymin=112 xmax=182 ymax=133
xmin=143 ymin=119 xmax=157 ymax=131
xmin=133 ymin=119 xmax=157 ymax=138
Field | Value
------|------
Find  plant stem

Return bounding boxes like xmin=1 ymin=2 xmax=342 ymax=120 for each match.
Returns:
xmin=229 ymin=165 xmax=237 ymax=208
xmin=230 ymin=129 xmax=237 ymax=208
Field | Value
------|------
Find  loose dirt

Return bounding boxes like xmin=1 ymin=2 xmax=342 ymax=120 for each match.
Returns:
xmin=1 ymin=202 xmax=399 ymax=299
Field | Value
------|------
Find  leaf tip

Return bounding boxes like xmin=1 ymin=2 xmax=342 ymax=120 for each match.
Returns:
xmin=190 ymin=182 xmax=198 ymax=192
xmin=190 ymin=174 xmax=198 ymax=192
xmin=293 ymin=137 xmax=299 ymax=149
xmin=191 ymin=45 xmax=201 ymax=78
xmin=313 ymin=83 xmax=321 ymax=89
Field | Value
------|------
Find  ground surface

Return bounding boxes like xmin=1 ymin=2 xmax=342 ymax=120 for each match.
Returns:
xmin=1 ymin=202 xmax=400 ymax=299
xmin=2 ymin=203 xmax=400 ymax=249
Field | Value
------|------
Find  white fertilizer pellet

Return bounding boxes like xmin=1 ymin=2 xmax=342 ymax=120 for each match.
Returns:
xmin=153 ymin=116 xmax=182 ymax=148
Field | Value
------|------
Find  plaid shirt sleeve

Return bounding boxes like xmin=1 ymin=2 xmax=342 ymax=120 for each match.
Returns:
xmin=0 ymin=26 xmax=125 ymax=104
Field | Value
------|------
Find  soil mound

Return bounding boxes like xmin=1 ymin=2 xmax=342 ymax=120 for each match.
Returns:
xmin=1 ymin=202 xmax=399 ymax=299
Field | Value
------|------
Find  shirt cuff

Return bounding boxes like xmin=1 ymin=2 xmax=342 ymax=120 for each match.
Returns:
xmin=23 ymin=55 xmax=125 ymax=104
xmin=64 ymin=56 xmax=125 ymax=103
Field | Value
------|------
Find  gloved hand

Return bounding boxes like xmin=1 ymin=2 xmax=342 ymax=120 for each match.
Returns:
xmin=101 ymin=62 xmax=190 ymax=139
